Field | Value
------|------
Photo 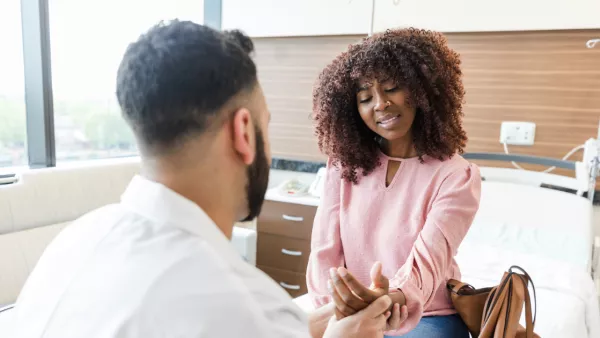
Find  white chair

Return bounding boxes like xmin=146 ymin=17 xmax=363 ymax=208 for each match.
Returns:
xmin=0 ymin=158 xmax=258 ymax=334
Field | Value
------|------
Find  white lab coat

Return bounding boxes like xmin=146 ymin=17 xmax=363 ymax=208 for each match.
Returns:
xmin=12 ymin=175 xmax=309 ymax=337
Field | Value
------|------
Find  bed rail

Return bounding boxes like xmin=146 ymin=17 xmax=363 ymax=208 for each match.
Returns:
xmin=464 ymin=152 xmax=598 ymax=202
xmin=463 ymin=153 xmax=576 ymax=170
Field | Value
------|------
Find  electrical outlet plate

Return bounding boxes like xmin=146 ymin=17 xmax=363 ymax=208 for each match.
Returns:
xmin=500 ymin=122 xmax=536 ymax=146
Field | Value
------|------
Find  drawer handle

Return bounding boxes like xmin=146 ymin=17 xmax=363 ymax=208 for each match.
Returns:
xmin=280 ymin=282 xmax=301 ymax=290
xmin=282 ymin=214 xmax=304 ymax=222
xmin=281 ymin=248 xmax=303 ymax=256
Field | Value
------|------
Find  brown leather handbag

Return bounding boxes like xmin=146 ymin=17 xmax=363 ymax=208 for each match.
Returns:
xmin=447 ymin=266 xmax=539 ymax=338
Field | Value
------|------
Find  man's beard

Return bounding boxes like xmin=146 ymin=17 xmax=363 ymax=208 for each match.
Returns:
xmin=240 ymin=127 xmax=269 ymax=222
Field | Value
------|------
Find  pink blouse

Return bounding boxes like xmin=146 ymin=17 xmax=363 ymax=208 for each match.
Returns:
xmin=306 ymin=152 xmax=481 ymax=335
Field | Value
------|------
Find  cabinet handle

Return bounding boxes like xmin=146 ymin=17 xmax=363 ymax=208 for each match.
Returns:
xmin=282 ymin=214 xmax=304 ymax=222
xmin=393 ymin=0 xmax=401 ymax=5
xmin=281 ymin=248 xmax=303 ymax=256
xmin=280 ymin=282 xmax=301 ymax=290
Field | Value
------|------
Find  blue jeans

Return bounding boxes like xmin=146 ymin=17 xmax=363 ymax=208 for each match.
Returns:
xmin=385 ymin=314 xmax=469 ymax=338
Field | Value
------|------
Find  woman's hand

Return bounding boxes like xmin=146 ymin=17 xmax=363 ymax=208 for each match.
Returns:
xmin=328 ymin=262 xmax=390 ymax=318
xmin=328 ymin=262 xmax=408 ymax=331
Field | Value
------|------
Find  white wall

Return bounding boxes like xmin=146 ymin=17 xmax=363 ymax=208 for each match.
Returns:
xmin=222 ymin=0 xmax=600 ymax=38
xmin=222 ymin=0 xmax=372 ymax=37
xmin=374 ymin=0 xmax=600 ymax=33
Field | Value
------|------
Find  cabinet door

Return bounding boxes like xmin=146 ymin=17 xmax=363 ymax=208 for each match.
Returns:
xmin=222 ymin=0 xmax=372 ymax=37
xmin=373 ymin=0 xmax=600 ymax=33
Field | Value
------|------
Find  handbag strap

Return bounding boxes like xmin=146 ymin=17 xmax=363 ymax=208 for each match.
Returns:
xmin=518 ymin=274 xmax=535 ymax=338
xmin=482 ymin=272 xmax=512 ymax=324
xmin=509 ymin=265 xmax=537 ymax=326
xmin=481 ymin=266 xmax=538 ymax=338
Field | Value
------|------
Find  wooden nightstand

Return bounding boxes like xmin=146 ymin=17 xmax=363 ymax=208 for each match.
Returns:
xmin=256 ymin=200 xmax=317 ymax=298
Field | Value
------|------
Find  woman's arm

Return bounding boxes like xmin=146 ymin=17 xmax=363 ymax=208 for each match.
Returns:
xmin=306 ymin=158 xmax=346 ymax=308
xmin=388 ymin=164 xmax=482 ymax=334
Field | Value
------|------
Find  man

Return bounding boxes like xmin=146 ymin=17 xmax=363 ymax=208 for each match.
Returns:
xmin=11 ymin=21 xmax=399 ymax=337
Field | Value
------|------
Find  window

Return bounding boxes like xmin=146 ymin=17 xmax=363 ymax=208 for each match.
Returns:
xmin=0 ymin=2 xmax=27 ymax=169
xmin=48 ymin=0 xmax=204 ymax=162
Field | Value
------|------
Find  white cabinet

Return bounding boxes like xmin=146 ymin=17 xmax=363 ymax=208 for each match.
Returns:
xmin=373 ymin=0 xmax=600 ymax=33
xmin=222 ymin=0 xmax=373 ymax=37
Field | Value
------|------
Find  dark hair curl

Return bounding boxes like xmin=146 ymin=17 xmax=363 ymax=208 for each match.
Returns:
xmin=313 ymin=28 xmax=467 ymax=183
xmin=117 ymin=20 xmax=256 ymax=154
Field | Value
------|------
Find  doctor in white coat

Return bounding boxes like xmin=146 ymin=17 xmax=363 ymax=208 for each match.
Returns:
xmin=11 ymin=21 xmax=402 ymax=337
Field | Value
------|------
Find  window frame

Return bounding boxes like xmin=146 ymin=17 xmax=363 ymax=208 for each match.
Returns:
xmin=16 ymin=0 xmax=221 ymax=170
xmin=21 ymin=0 xmax=56 ymax=168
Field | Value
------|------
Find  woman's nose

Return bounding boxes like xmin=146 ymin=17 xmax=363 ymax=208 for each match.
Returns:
xmin=373 ymin=93 xmax=389 ymax=112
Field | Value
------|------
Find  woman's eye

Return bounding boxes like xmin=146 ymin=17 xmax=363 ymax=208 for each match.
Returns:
xmin=359 ymin=97 xmax=372 ymax=104
xmin=384 ymin=86 xmax=398 ymax=93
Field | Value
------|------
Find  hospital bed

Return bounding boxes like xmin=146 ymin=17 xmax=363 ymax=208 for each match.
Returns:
xmin=457 ymin=151 xmax=600 ymax=338
xmin=294 ymin=143 xmax=600 ymax=338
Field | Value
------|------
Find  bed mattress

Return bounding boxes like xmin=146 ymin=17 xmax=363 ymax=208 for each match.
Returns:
xmin=462 ymin=181 xmax=594 ymax=272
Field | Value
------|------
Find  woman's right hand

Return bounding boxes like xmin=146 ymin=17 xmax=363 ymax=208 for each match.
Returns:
xmin=328 ymin=262 xmax=390 ymax=319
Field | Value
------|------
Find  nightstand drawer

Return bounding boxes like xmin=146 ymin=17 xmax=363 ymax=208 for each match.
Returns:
xmin=259 ymin=265 xmax=307 ymax=298
xmin=258 ymin=200 xmax=316 ymax=240
xmin=257 ymin=233 xmax=310 ymax=273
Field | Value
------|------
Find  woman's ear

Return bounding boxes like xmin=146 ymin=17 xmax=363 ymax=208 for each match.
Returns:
xmin=231 ymin=107 xmax=256 ymax=165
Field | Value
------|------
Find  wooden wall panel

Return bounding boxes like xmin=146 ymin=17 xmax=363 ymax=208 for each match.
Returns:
xmin=254 ymin=36 xmax=361 ymax=162
xmin=254 ymin=30 xmax=600 ymax=183
xmin=449 ymin=30 xmax=600 ymax=181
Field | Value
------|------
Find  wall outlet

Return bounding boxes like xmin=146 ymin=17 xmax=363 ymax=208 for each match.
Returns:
xmin=499 ymin=121 xmax=536 ymax=146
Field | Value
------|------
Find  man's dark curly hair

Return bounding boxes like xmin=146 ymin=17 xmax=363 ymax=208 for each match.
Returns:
xmin=313 ymin=28 xmax=467 ymax=184
xmin=117 ymin=20 xmax=256 ymax=155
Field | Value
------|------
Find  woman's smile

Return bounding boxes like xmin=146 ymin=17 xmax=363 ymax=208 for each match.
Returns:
xmin=377 ymin=113 xmax=402 ymax=129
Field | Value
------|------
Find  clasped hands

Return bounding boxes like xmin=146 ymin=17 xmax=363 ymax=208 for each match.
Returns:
xmin=327 ymin=262 xmax=408 ymax=331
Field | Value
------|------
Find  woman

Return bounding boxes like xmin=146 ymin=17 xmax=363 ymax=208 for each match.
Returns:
xmin=306 ymin=28 xmax=482 ymax=337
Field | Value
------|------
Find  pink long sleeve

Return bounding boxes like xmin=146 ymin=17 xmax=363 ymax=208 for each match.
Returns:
xmin=388 ymin=165 xmax=481 ymax=335
xmin=306 ymin=159 xmax=345 ymax=308
xmin=305 ymin=153 xmax=481 ymax=336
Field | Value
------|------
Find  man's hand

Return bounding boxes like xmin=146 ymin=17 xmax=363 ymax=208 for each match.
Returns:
xmin=385 ymin=303 xmax=408 ymax=331
xmin=323 ymin=295 xmax=392 ymax=338
xmin=328 ymin=262 xmax=389 ymax=319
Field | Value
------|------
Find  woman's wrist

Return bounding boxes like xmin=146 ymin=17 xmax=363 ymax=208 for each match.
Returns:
xmin=389 ymin=289 xmax=407 ymax=307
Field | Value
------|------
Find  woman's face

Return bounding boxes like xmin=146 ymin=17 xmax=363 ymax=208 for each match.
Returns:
xmin=356 ymin=78 xmax=416 ymax=143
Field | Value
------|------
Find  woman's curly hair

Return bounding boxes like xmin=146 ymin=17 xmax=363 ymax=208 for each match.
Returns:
xmin=313 ymin=28 xmax=467 ymax=184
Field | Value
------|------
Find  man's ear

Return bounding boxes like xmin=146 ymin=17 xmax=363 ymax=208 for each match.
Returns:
xmin=231 ymin=107 xmax=255 ymax=165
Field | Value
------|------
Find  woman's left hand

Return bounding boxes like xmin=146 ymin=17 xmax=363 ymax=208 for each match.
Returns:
xmin=328 ymin=262 xmax=390 ymax=319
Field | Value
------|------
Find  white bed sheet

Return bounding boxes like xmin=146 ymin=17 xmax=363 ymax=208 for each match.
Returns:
xmin=464 ymin=181 xmax=594 ymax=271
xmin=456 ymin=242 xmax=600 ymax=338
